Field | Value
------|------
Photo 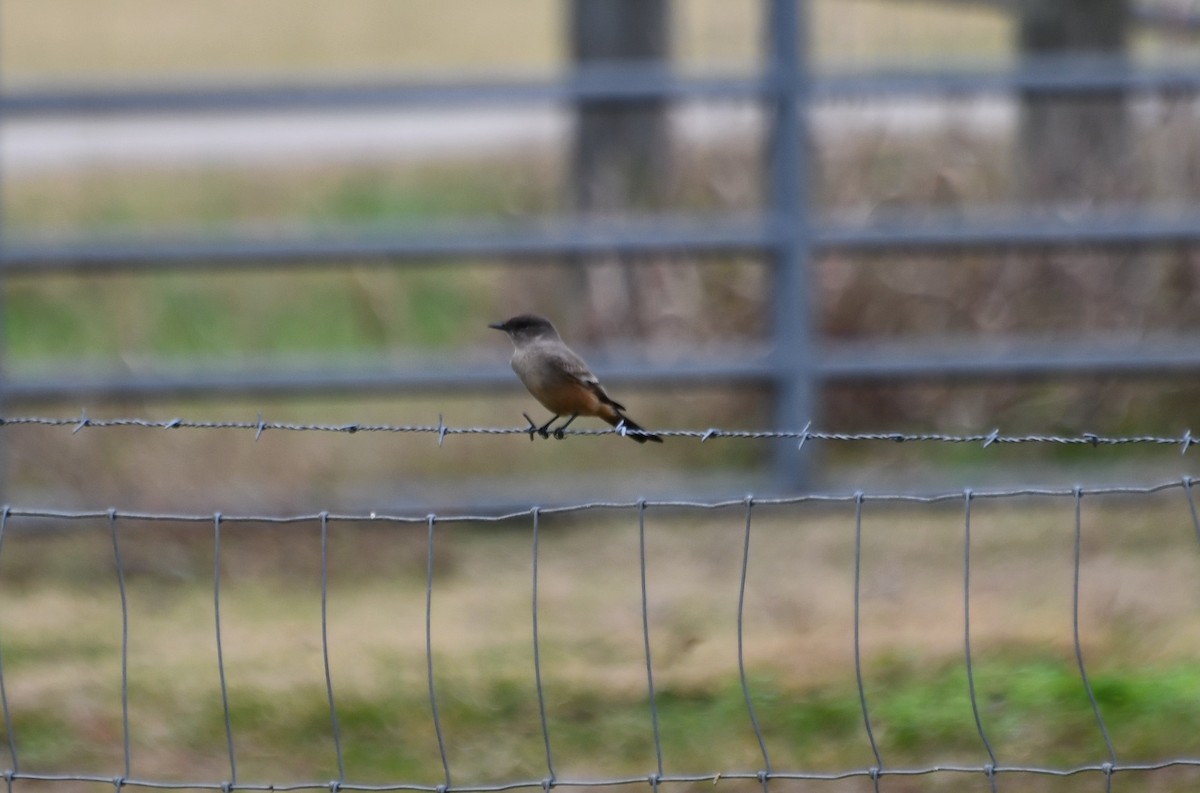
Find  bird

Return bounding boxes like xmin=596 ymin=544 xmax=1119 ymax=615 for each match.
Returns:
xmin=489 ymin=313 xmax=663 ymax=443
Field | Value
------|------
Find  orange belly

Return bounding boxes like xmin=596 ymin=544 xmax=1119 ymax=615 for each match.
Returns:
xmin=535 ymin=380 xmax=608 ymax=417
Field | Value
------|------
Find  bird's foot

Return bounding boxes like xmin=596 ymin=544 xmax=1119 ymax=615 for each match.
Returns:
xmin=550 ymin=414 xmax=578 ymax=440
xmin=524 ymin=412 xmax=554 ymax=440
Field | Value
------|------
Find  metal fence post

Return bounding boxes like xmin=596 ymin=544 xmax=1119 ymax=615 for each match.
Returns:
xmin=766 ymin=0 xmax=816 ymax=490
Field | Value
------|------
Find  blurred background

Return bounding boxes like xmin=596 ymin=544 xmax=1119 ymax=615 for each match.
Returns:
xmin=1 ymin=1 xmax=1200 ymax=791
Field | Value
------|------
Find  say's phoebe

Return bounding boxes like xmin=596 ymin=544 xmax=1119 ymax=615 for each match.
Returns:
xmin=489 ymin=314 xmax=663 ymax=443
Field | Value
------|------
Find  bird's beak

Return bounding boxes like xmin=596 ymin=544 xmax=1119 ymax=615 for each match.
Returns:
xmin=487 ymin=321 xmax=506 ymax=331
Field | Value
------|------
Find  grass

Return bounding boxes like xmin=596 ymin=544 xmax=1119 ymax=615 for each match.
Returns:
xmin=21 ymin=659 xmax=1199 ymax=787
xmin=1 ymin=496 xmax=1198 ymax=789
xmin=6 ymin=267 xmax=493 ymax=359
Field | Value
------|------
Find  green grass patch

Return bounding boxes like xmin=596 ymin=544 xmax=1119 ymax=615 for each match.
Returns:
xmin=6 ymin=658 xmax=1196 ymax=784
xmin=6 ymin=266 xmax=496 ymax=363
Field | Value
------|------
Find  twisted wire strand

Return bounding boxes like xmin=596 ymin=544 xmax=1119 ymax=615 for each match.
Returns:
xmin=2 ymin=413 xmax=1196 ymax=453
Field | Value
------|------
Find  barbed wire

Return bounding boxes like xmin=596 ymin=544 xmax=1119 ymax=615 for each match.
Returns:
xmin=0 ymin=413 xmax=1196 ymax=453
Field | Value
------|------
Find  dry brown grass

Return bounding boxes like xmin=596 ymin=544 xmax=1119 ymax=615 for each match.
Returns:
xmin=4 ymin=491 xmax=1199 ymax=704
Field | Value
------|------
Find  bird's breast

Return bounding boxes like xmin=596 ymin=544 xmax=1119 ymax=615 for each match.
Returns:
xmin=510 ymin=348 xmax=547 ymax=389
xmin=510 ymin=346 xmax=603 ymax=416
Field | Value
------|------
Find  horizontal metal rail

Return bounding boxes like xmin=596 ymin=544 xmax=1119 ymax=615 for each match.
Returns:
xmin=2 ymin=356 xmax=774 ymax=402
xmin=2 ymin=57 xmax=1199 ymax=118
xmin=822 ymin=335 xmax=1200 ymax=379
xmin=5 ymin=209 xmax=1200 ymax=274
xmin=815 ymin=60 xmax=1200 ymax=98
xmin=0 ymin=217 xmax=776 ymax=273
xmin=816 ymin=209 xmax=1200 ymax=250
xmin=0 ymin=69 xmax=762 ymax=116
xmin=8 ymin=334 xmax=1199 ymax=402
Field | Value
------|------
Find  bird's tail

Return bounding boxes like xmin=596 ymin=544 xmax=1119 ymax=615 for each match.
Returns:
xmin=606 ymin=413 xmax=663 ymax=444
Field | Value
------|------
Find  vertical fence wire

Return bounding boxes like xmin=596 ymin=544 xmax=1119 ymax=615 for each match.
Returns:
xmin=212 ymin=513 xmax=237 ymax=784
xmin=425 ymin=514 xmax=451 ymax=790
xmin=1185 ymin=476 xmax=1200 ymax=545
xmin=319 ymin=512 xmax=346 ymax=782
xmin=961 ymin=490 xmax=999 ymax=793
xmin=1071 ymin=488 xmax=1117 ymax=791
xmin=852 ymin=493 xmax=883 ymax=790
xmin=108 ymin=509 xmax=132 ymax=781
xmin=736 ymin=497 xmax=772 ymax=787
xmin=530 ymin=507 xmax=556 ymax=784
xmin=0 ymin=507 xmax=16 ymax=775
xmin=637 ymin=501 xmax=665 ymax=784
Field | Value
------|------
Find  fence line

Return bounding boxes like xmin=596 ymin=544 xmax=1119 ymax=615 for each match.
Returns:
xmin=0 ymin=413 xmax=1197 ymax=453
xmin=0 ymin=479 xmax=1198 ymax=791
xmin=6 ymin=762 xmax=1200 ymax=793
xmin=1 ymin=475 xmax=1197 ymax=525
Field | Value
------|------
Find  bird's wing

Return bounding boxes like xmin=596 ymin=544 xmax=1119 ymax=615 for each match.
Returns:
xmin=546 ymin=346 xmax=627 ymax=412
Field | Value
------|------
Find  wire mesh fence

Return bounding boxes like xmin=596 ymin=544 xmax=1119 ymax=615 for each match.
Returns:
xmin=0 ymin=418 xmax=1198 ymax=791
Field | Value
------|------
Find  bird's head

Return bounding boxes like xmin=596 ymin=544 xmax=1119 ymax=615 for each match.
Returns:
xmin=488 ymin=314 xmax=561 ymax=344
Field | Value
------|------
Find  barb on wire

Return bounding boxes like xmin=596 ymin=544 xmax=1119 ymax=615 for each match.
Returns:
xmin=1 ymin=414 xmax=1196 ymax=452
